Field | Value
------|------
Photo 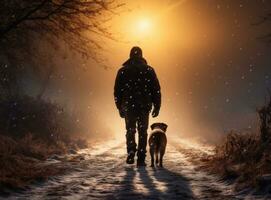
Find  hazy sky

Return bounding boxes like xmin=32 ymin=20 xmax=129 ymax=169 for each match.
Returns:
xmin=38 ymin=0 xmax=271 ymax=143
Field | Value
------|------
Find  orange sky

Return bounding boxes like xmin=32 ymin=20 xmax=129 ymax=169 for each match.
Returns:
xmin=40 ymin=0 xmax=271 ymax=143
xmin=79 ymin=0 xmax=229 ymax=141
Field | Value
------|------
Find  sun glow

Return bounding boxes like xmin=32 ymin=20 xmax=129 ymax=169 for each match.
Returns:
xmin=127 ymin=16 xmax=156 ymax=42
xmin=137 ymin=18 xmax=152 ymax=34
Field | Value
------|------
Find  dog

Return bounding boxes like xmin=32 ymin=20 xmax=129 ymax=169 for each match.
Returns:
xmin=148 ymin=122 xmax=168 ymax=167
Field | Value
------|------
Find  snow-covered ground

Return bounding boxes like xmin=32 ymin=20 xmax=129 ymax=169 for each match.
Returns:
xmin=4 ymin=138 xmax=267 ymax=200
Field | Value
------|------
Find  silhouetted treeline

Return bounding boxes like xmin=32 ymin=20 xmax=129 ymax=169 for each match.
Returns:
xmin=0 ymin=96 xmax=83 ymax=141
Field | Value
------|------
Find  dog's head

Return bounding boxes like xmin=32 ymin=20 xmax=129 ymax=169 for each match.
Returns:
xmin=151 ymin=123 xmax=168 ymax=132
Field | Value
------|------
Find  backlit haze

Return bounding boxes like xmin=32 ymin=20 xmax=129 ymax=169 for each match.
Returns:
xmin=32 ymin=0 xmax=271 ymax=143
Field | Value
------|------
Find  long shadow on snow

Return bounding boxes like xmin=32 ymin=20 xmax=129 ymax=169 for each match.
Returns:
xmin=153 ymin=167 xmax=195 ymax=199
xmin=107 ymin=166 xmax=195 ymax=200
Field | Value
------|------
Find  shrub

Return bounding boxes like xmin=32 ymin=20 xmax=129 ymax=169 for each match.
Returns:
xmin=0 ymin=95 xmax=88 ymax=145
xmin=0 ymin=134 xmax=70 ymax=194
xmin=207 ymin=95 xmax=271 ymax=191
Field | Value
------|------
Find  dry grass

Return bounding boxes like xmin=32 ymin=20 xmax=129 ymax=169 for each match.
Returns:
xmin=205 ymin=130 xmax=271 ymax=192
xmin=0 ymin=134 xmax=80 ymax=194
xmin=0 ymin=96 xmax=90 ymax=194
xmin=0 ymin=154 xmax=66 ymax=191
xmin=205 ymin=94 xmax=271 ymax=192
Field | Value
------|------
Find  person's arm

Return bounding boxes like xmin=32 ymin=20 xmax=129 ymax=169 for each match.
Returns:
xmin=150 ymin=68 xmax=161 ymax=116
xmin=114 ymin=68 xmax=124 ymax=111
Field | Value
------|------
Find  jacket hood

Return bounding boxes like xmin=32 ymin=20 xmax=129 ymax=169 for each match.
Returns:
xmin=123 ymin=57 xmax=148 ymax=66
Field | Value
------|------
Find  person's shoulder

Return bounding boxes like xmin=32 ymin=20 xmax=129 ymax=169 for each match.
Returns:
xmin=117 ymin=65 xmax=128 ymax=76
xmin=118 ymin=65 xmax=126 ymax=72
xmin=147 ymin=65 xmax=154 ymax=70
xmin=146 ymin=65 xmax=155 ymax=72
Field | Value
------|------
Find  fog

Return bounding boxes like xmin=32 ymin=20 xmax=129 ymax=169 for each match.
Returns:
xmin=24 ymin=0 xmax=271 ymax=144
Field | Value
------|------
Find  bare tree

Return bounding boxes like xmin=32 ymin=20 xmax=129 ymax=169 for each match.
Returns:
xmin=0 ymin=0 xmax=122 ymax=98
xmin=0 ymin=0 xmax=121 ymax=56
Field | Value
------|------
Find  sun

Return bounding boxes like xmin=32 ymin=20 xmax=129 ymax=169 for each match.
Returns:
xmin=110 ymin=10 xmax=164 ymax=45
xmin=136 ymin=18 xmax=153 ymax=36
xmin=125 ymin=16 xmax=154 ymax=42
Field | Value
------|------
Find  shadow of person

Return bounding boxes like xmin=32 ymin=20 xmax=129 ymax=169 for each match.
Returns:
xmin=151 ymin=167 xmax=195 ymax=199
xmin=137 ymin=167 xmax=165 ymax=199
xmin=107 ymin=166 xmax=194 ymax=200
xmin=105 ymin=166 xmax=138 ymax=200
xmin=107 ymin=166 xmax=162 ymax=200
xmin=120 ymin=166 xmax=136 ymax=194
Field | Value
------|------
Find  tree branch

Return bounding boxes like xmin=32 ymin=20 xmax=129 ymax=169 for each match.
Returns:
xmin=0 ymin=0 xmax=50 ymax=39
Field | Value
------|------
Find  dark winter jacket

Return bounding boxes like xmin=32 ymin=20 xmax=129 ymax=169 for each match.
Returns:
xmin=114 ymin=57 xmax=161 ymax=115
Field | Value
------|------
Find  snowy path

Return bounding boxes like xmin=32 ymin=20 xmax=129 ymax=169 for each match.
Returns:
xmin=5 ymin=139 xmax=256 ymax=200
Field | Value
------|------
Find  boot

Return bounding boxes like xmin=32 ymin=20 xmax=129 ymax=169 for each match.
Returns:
xmin=126 ymin=151 xmax=135 ymax=164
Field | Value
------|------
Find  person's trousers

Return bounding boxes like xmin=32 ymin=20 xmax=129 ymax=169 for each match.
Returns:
xmin=124 ymin=112 xmax=149 ymax=161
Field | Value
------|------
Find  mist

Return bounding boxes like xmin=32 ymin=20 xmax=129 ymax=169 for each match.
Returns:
xmin=17 ymin=0 xmax=271 ymax=144
xmin=3 ymin=1 xmax=271 ymax=198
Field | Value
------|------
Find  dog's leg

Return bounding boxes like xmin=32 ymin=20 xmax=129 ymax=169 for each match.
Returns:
xmin=159 ymin=149 xmax=165 ymax=168
xmin=150 ymin=147 xmax=155 ymax=167
xmin=155 ymin=152 xmax=159 ymax=166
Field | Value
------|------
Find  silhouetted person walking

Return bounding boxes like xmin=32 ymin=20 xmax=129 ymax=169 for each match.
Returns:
xmin=114 ymin=46 xmax=161 ymax=166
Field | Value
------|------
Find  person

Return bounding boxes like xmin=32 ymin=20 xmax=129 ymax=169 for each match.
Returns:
xmin=114 ymin=46 xmax=161 ymax=166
